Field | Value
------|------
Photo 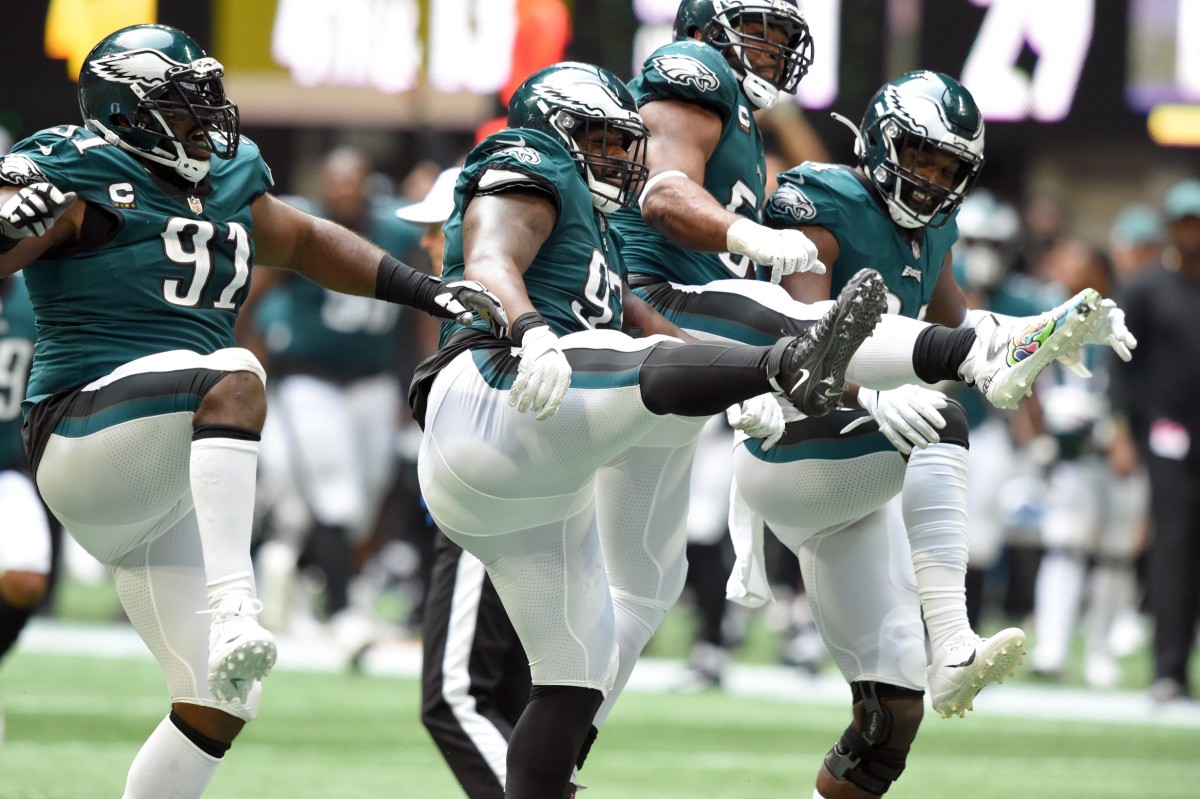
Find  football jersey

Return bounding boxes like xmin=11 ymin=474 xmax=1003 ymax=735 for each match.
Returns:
xmin=764 ymin=163 xmax=958 ymax=320
xmin=439 ymin=127 xmax=625 ymax=343
xmin=0 ymin=274 xmax=35 ymax=468
xmin=611 ymin=39 xmax=766 ymax=283
xmin=5 ymin=125 xmax=274 ymax=406
xmin=256 ymin=195 xmax=418 ymax=380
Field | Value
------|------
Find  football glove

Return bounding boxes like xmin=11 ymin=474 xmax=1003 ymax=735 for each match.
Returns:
xmin=726 ymin=394 xmax=784 ymax=451
xmin=0 ymin=182 xmax=76 ymax=240
xmin=726 ymin=217 xmax=825 ymax=283
xmin=509 ymin=325 xmax=571 ymax=421
xmin=1057 ymin=298 xmax=1137 ymax=378
xmin=433 ymin=279 xmax=509 ymax=338
xmin=844 ymin=384 xmax=948 ymax=455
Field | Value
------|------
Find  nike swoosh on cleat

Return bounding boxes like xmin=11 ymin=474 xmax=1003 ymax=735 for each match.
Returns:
xmin=947 ymin=651 xmax=977 ymax=668
xmin=787 ymin=368 xmax=810 ymax=393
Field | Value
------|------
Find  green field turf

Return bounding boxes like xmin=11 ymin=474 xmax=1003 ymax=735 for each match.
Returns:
xmin=3 ymin=647 xmax=1200 ymax=799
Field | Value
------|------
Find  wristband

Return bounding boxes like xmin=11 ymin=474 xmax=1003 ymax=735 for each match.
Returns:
xmin=374 ymin=253 xmax=438 ymax=312
xmin=511 ymin=311 xmax=549 ymax=346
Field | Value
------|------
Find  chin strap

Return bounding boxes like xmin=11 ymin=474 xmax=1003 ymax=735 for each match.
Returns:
xmin=829 ymin=112 xmax=864 ymax=158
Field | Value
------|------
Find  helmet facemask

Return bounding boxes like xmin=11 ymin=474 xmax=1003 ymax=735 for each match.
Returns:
xmin=705 ymin=4 xmax=812 ymax=109
xmin=91 ymin=56 xmax=239 ymax=183
xmin=866 ymin=119 xmax=982 ymax=229
xmin=551 ymin=110 xmax=649 ymax=214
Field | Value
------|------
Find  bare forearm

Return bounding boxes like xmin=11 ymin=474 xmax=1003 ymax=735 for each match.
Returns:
xmin=642 ymin=178 xmax=739 ymax=253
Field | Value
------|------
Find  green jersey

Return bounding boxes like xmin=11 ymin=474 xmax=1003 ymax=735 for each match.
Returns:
xmin=0 ymin=274 xmax=35 ymax=467
xmin=439 ymin=127 xmax=625 ymax=343
xmin=764 ymin=163 xmax=958 ymax=320
xmin=256 ymin=195 xmax=419 ymax=380
xmin=8 ymin=125 xmax=273 ymax=406
xmin=612 ymin=40 xmax=766 ymax=283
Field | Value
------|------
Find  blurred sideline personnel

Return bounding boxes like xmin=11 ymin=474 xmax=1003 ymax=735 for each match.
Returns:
xmin=414 ymin=62 xmax=888 ymax=799
xmin=0 ymin=24 xmax=504 ymax=798
xmin=601 ymin=0 xmax=1125 ymax=771
xmin=408 ymin=167 xmax=534 ymax=799
xmin=0 ymin=272 xmax=54 ymax=745
xmin=1110 ymin=178 xmax=1200 ymax=704
xmin=731 ymin=72 xmax=1134 ymax=798
xmin=1028 ymin=240 xmax=1148 ymax=689
xmin=240 ymin=147 xmax=421 ymax=642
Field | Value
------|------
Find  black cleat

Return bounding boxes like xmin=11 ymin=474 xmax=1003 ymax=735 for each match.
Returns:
xmin=766 ymin=268 xmax=887 ymax=417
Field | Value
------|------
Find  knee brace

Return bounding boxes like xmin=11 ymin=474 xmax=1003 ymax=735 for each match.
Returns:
xmin=823 ymin=682 xmax=924 ymax=795
xmin=936 ymin=399 xmax=970 ymax=450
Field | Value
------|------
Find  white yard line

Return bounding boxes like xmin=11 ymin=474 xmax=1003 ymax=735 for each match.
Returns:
xmin=18 ymin=618 xmax=1200 ymax=728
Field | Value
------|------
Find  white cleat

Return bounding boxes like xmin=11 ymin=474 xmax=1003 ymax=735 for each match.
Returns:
xmin=928 ymin=627 xmax=1027 ymax=719
xmin=206 ymin=594 xmax=277 ymax=704
xmin=960 ymin=289 xmax=1102 ymax=411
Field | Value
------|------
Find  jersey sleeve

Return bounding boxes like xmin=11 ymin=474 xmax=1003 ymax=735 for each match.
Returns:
xmin=2 ymin=129 xmax=89 ymax=191
xmin=631 ymin=40 xmax=741 ymax=122
xmin=763 ymin=163 xmax=853 ymax=230
xmin=462 ymin=128 xmax=578 ymax=214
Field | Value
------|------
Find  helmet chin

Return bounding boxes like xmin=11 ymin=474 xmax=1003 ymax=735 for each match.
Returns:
xmin=586 ymin=170 xmax=623 ymax=215
xmin=884 ymin=194 xmax=926 ymax=229
xmin=172 ymin=152 xmax=210 ymax=182
xmin=741 ymin=73 xmax=780 ymax=109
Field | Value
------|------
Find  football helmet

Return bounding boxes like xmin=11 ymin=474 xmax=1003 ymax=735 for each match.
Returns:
xmin=954 ymin=190 xmax=1020 ymax=291
xmin=673 ymin=0 xmax=813 ymax=110
xmin=508 ymin=62 xmax=649 ymax=215
xmin=851 ymin=71 xmax=984 ymax=229
xmin=78 ymin=24 xmax=240 ymax=183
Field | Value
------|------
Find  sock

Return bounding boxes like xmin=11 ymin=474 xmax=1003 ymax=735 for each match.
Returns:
xmin=902 ymin=443 xmax=972 ymax=650
xmin=505 ymin=685 xmax=603 ymax=799
xmin=844 ymin=315 xmax=926 ymax=390
xmin=1032 ymin=550 xmax=1085 ymax=671
xmin=122 ymin=714 xmax=222 ymax=799
xmin=639 ymin=340 xmax=772 ymax=416
xmin=591 ymin=593 xmax=668 ymax=729
xmin=0 ymin=591 xmax=35 ymax=662
xmin=913 ymin=324 xmax=976 ymax=385
xmin=190 ymin=436 xmax=260 ymax=608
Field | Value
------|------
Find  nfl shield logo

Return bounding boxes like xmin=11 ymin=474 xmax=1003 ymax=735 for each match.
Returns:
xmin=188 ymin=196 xmax=203 ymax=214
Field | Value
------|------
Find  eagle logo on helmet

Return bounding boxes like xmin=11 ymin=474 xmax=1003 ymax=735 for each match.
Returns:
xmin=87 ymin=50 xmax=224 ymax=97
xmin=532 ymin=81 xmax=628 ymax=122
xmin=650 ymin=54 xmax=720 ymax=92
xmin=0 ymin=154 xmax=48 ymax=186
xmin=769 ymin=184 xmax=816 ymax=222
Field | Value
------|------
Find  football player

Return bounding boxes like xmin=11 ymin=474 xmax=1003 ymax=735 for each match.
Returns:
xmin=414 ymin=61 xmax=887 ymax=799
xmin=0 ymin=23 xmax=504 ymax=799
xmin=597 ymin=0 xmax=1127 ymax=755
xmin=729 ymin=72 xmax=1135 ymax=798
xmin=0 ymin=272 xmax=54 ymax=744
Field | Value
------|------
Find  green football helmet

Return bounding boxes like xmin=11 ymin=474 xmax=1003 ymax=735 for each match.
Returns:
xmin=78 ymin=24 xmax=240 ymax=183
xmin=852 ymin=71 xmax=985 ymax=229
xmin=673 ymin=0 xmax=813 ymax=110
xmin=508 ymin=62 xmax=649 ymax=215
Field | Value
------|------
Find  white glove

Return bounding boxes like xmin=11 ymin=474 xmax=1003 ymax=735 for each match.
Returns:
xmin=509 ymin=325 xmax=571 ymax=421
xmin=844 ymin=384 xmax=948 ymax=455
xmin=726 ymin=217 xmax=825 ymax=283
xmin=0 ymin=182 xmax=76 ymax=240
xmin=432 ymin=279 xmax=509 ymax=338
xmin=726 ymin=394 xmax=784 ymax=451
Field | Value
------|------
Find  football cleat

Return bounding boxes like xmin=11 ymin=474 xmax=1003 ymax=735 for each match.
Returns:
xmin=928 ymin=627 xmax=1026 ymax=718
xmin=959 ymin=289 xmax=1102 ymax=411
xmin=205 ymin=594 xmax=277 ymax=704
xmin=766 ymin=268 xmax=887 ymax=417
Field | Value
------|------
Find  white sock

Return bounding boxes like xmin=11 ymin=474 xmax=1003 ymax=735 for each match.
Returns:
xmin=845 ymin=315 xmax=925 ymax=390
xmin=591 ymin=593 xmax=667 ymax=730
xmin=1032 ymin=550 xmax=1085 ymax=670
xmin=903 ymin=444 xmax=972 ymax=650
xmin=122 ymin=714 xmax=221 ymax=799
xmin=191 ymin=438 xmax=260 ymax=608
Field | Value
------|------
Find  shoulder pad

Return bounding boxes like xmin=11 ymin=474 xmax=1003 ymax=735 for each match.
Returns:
xmin=634 ymin=40 xmax=740 ymax=117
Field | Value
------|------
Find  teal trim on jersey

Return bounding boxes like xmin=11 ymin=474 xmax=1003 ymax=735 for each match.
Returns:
xmin=766 ymin=163 xmax=956 ymax=319
xmin=52 ymin=392 xmax=204 ymax=438
xmin=744 ymin=429 xmax=895 ymax=463
xmin=616 ymin=40 xmax=766 ymax=285
xmin=0 ymin=275 xmax=36 ymax=466
xmin=470 ymin=348 xmax=642 ymax=392
xmin=440 ymin=128 xmax=624 ymax=345
xmin=14 ymin=126 xmax=274 ymax=403
xmin=631 ymin=291 xmax=778 ymax=345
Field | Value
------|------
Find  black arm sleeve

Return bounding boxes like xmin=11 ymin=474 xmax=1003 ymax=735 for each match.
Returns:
xmin=375 ymin=253 xmax=440 ymax=313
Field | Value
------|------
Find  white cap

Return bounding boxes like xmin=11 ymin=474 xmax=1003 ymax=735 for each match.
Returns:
xmin=395 ymin=167 xmax=462 ymax=224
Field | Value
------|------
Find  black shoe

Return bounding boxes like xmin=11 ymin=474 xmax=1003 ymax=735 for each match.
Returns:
xmin=766 ymin=268 xmax=887 ymax=417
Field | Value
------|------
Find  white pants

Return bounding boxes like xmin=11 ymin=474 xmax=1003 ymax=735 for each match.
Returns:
xmin=418 ymin=330 xmax=705 ymax=693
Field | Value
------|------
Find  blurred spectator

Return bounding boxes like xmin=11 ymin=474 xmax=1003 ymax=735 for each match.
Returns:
xmin=1109 ymin=178 xmax=1200 ymax=703
xmin=1028 ymin=240 xmax=1149 ymax=688
xmin=1017 ymin=194 xmax=1071 ymax=279
xmin=1109 ymin=203 xmax=1166 ymax=283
